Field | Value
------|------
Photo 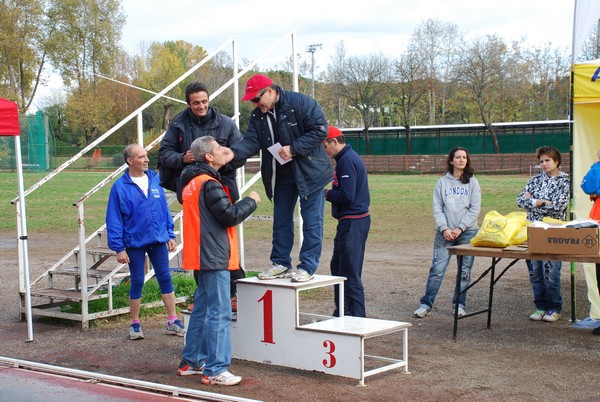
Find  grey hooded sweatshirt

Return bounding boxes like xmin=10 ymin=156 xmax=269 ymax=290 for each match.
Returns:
xmin=432 ymin=172 xmax=481 ymax=233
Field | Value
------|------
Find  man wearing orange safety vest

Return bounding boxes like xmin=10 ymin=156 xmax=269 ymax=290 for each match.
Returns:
xmin=178 ymin=135 xmax=260 ymax=386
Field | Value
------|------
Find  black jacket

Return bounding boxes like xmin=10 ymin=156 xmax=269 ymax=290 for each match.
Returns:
xmin=158 ymin=106 xmax=243 ymax=201
xmin=231 ymin=86 xmax=333 ymax=200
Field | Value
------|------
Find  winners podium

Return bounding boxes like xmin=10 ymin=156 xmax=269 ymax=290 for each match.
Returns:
xmin=231 ymin=275 xmax=411 ymax=385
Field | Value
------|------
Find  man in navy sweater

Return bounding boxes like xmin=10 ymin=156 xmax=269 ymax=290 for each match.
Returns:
xmin=323 ymin=127 xmax=371 ymax=317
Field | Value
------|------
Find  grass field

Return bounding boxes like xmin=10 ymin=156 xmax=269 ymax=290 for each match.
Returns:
xmin=0 ymin=171 xmax=530 ymax=242
xmin=0 ymin=171 xmax=532 ymax=315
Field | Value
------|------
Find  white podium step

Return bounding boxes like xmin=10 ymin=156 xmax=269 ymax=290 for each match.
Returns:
xmin=230 ymin=274 xmax=411 ymax=385
xmin=299 ymin=315 xmax=410 ymax=337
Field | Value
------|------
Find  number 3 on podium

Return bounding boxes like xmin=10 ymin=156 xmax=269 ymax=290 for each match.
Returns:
xmin=322 ymin=340 xmax=337 ymax=368
xmin=258 ymin=289 xmax=338 ymax=369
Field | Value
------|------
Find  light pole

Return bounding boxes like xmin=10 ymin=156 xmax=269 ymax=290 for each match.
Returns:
xmin=306 ymin=43 xmax=322 ymax=98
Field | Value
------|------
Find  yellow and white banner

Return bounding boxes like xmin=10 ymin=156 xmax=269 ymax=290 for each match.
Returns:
xmin=573 ymin=60 xmax=600 ymax=319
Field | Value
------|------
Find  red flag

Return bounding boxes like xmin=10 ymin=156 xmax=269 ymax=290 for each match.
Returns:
xmin=0 ymin=98 xmax=20 ymax=136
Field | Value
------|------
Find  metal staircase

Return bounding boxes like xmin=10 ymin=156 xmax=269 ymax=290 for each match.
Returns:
xmin=26 ymin=200 xmax=185 ymax=328
xmin=13 ymin=31 xmax=300 ymax=329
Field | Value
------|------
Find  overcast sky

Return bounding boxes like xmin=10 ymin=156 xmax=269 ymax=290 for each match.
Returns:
xmin=34 ymin=0 xmax=576 ymax=110
xmin=120 ymin=0 xmax=575 ymax=69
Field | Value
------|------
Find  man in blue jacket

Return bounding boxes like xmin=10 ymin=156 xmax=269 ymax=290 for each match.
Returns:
xmin=106 ymin=144 xmax=184 ymax=340
xmin=323 ymin=127 xmax=371 ymax=317
xmin=230 ymin=74 xmax=333 ymax=282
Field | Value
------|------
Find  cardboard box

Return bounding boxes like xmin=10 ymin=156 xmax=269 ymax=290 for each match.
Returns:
xmin=527 ymin=226 xmax=600 ymax=255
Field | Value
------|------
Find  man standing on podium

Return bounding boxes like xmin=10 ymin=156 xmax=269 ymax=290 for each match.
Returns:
xmin=229 ymin=74 xmax=332 ymax=283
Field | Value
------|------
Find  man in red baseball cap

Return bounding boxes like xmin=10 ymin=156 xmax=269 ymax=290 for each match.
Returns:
xmin=323 ymin=126 xmax=371 ymax=317
xmin=241 ymin=74 xmax=273 ymax=101
xmin=230 ymin=73 xmax=333 ymax=283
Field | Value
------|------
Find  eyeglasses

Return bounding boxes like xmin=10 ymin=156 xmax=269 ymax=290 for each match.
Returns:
xmin=250 ymin=89 xmax=267 ymax=103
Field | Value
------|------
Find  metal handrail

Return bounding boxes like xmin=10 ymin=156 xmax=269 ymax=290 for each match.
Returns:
xmin=11 ymin=36 xmax=235 ymax=205
xmin=72 ymin=135 xmax=164 ymax=206
xmin=17 ymin=30 xmax=301 ymax=328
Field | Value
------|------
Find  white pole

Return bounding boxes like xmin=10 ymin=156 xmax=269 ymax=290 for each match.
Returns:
xmin=137 ymin=112 xmax=144 ymax=145
xmin=15 ymin=135 xmax=34 ymax=341
xmin=291 ymin=33 xmax=304 ymax=246
xmin=233 ymin=36 xmax=246 ymax=270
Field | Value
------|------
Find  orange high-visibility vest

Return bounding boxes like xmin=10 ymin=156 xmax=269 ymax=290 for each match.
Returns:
xmin=181 ymin=174 xmax=240 ymax=271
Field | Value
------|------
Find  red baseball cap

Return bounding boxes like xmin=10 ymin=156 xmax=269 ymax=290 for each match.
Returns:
xmin=242 ymin=74 xmax=273 ymax=101
xmin=326 ymin=126 xmax=343 ymax=140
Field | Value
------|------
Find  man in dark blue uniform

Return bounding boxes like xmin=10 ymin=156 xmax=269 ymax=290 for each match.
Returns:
xmin=323 ymin=127 xmax=371 ymax=317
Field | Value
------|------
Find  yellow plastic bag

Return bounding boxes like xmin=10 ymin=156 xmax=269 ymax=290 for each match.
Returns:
xmin=542 ymin=217 xmax=566 ymax=225
xmin=514 ymin=219 xmax=531 ymax=245
xmin=471 ymin=210 xmax=529 ymax=247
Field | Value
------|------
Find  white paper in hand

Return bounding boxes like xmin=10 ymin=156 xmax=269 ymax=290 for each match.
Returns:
xmin=267 ymin=142 xmax=291 ymax=165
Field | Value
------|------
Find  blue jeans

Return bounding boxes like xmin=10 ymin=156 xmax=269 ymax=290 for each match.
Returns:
xmin=419 ymin=230 xmax=477 ymax=310
xmin=271 ymin=175 xmax=325 ymax=275
xmin=331 ymin=216 xmax=371 ymax=317
xmin=181 ymin=270 xmax=231 ymax=377
xmin=526 ymin=260 xmax=562 ymax=312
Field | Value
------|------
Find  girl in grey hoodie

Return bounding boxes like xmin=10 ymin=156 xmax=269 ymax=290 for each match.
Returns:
xmin=414 ymin=147 xmax=481 ymax=318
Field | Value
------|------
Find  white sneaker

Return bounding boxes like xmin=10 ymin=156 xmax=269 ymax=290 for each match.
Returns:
xmin=542 ymin=310 xmax=561 ymax=322
xmin=457 ymin=306 xmax=466 ymax=317
xmin=258 ymin=263 xmax=292 ymax=280
xmin=129 ymin=323 xmax=144 ymax=340
xmin=201 ymin=370 xmax=242 ymax=386
xmin=166 ymin=319 xmax=186 ymax=336
xmin=529 ymin=310 xmax=546 ymax=321
xmin=413 ymin=307 xmax=431 ymax=318
xmin=291 ymin=268 xmax=314 ymax=282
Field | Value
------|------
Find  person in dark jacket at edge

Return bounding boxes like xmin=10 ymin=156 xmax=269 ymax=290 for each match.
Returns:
xmin=228 ymin=74 xmax=333 ymax=283
xmin=158 ymin=81 xmax=246 ymax=312
xmin=176 ymin=135 xmax=260 ymax=386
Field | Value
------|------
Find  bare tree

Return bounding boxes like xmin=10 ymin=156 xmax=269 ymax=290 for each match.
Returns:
xmin=194 ymin=51 xmax=232 ymax=96
xmin=327 ymin=47 xmax=392 ymax=154
xmin=394 ymin=49 xmax=428 ymax=154
xmin=455 ymin=35 xmax=510 ymax=153
xmin=523 ymin=44 xmax=570 ymax=120
xmin=325 ymin=41 xmax=347 ymax=127
xmin=579 ymin=19 xmax=600 ymax=62
xmin=276 ymin=53 xmax=312 ymax=94
xmin=410 ymin=18 xmax=462 ymax=125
